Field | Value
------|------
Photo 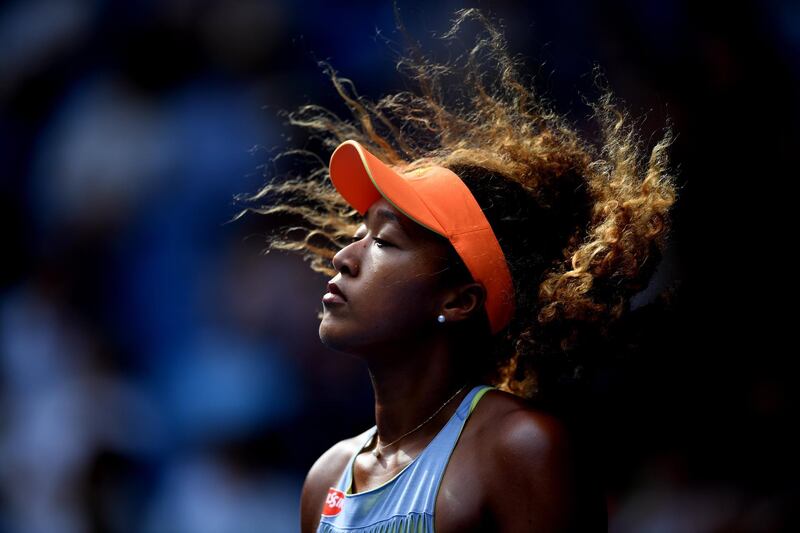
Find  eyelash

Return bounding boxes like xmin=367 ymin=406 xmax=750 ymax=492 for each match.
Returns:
xmin=351 ymin=235 xmax=391 ymax=248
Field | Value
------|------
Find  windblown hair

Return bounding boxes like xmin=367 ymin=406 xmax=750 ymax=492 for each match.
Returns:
xmin=232 ymin=8 xmax=680 ymax=404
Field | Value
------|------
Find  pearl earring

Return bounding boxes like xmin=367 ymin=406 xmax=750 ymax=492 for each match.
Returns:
xmin=437 ymin=314 xmax=446 ymax=323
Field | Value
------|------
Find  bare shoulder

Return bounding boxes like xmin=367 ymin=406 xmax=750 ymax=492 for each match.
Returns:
xmin=469 ymin=389 xmax=566 ymax=451
xmin=472 ymin=389 xmax=568 ymax=444
xmin=480 ymin=389 xmax=573 ymax=456
xmin=474 ymin=389 xmax=607 ymax=532
xmin=299 ymin=427 xmax=373 ymax=533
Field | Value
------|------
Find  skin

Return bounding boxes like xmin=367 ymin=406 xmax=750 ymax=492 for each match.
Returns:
xmin=301 ymin=197 xmax=607 ymax=532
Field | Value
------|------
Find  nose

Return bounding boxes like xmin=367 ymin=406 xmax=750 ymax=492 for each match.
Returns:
xmin=332 ymin=240 xmax=360 ymax=277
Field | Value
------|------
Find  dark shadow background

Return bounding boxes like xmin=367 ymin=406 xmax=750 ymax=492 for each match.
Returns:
xmin=0 ymin=1 xmax=796 ymax=532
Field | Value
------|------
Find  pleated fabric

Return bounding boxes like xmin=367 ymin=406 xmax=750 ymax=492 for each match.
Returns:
xmin=317 ymin=511 xmax=432 ymax=533
xmin=316 ymin=384 xmax=494 ymax=533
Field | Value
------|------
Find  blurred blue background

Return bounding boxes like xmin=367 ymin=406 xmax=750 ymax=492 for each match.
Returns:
xmin=1 ymin=1 xmax=797 ymax=532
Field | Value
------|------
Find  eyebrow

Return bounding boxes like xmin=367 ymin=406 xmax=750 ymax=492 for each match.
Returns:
xmin=365 ymin=207 xmax=402 ymax=227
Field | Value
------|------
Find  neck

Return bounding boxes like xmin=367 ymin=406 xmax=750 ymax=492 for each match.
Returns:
xmin=365 ymin=333 xmax=477 ymax=448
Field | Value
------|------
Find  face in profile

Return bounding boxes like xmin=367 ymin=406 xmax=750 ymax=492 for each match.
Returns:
xmin=319 ymin=197 xmax=454 ymax=357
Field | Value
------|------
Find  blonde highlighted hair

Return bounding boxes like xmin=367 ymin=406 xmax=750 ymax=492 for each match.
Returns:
xmin=233 ymin=8 xmax=680 ymax=402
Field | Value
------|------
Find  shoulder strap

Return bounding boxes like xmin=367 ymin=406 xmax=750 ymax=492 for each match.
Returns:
xmin=344 ymin=427 xmax=377 ymax=495
xmin=469 ymin=385 xmax=494 ymax=415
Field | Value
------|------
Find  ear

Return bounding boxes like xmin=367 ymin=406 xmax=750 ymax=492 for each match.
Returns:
xmin=440 ymin=282 xmax=486 ymax=324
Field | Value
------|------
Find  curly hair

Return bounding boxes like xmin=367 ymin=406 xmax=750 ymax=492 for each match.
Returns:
xmin=231 ymin=8 xmax=680 ymax=405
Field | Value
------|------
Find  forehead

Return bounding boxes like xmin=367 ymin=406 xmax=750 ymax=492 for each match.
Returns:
xmin=361 ymin=199 xmax=443 ymax=242
xmin=361 ymin=198 xmax=406 ymax=229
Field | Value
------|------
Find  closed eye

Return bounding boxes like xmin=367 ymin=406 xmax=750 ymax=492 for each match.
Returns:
xmin=350 ymin=235 xmax=391 ymax=248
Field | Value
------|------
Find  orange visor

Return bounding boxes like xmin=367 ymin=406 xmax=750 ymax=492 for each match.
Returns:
xmin=328 ymin=139 xmax=515 ymax=335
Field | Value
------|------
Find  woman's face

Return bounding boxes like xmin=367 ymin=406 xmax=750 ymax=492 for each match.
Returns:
xmin=319 ymin=197 xmax=454 ymax=356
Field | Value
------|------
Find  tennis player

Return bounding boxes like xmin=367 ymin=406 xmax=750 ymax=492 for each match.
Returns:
xmin=237 ymin=8 xmax=678 ymax=532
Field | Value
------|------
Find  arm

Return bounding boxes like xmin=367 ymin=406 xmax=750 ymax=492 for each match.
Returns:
xmin=300 ymin=429 xmax=377 ymax=533
xmin=483 ymin=410 xmax=607 ymax=532
xmin=299 ymin=461 xmax=325 ymax=533
xmin=300 ymin=439 xmax=354 ymax=533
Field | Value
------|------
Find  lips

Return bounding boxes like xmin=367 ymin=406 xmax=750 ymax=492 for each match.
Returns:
xmin=327 ymin=281 xmax=347 ymax=301
xmin=323 ymin=281 xmax=348 ymax=306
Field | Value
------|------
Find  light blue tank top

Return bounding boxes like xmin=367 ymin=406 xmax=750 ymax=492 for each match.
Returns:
xmin=316 ymin=384 xmax=494 ymax=533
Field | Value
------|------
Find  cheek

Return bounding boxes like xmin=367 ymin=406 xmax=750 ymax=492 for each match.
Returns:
xmin=352 ymin=259 xmax=441 ymax=330
xmin=319 ymin=248 xmax=448 ymax=352
xmin=365 ymin=263 xmax=445 ymax=331
xmin=366 ymin=257 xmax=440 ymax=306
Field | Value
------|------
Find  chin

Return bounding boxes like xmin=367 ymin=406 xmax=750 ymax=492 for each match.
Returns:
xmin=318 ymin=317 xmax=379 ymax=357
xmin=318 ymin=317 xmax=355 ymax=353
